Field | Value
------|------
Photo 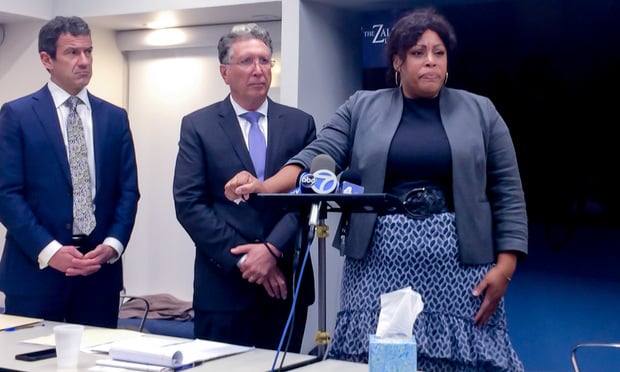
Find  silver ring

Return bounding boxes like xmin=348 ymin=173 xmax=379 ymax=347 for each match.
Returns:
xmin=237 ymin=254 xmax=248 ymax=268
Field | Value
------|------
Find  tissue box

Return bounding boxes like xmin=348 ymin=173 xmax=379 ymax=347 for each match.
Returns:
xmin=369 ymin=334 xmax=417 ymax=372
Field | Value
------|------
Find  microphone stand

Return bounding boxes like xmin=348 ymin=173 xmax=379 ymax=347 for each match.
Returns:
xmin=314 ymin=204 xmax=329 ymax=359
xmin=254 ymin=193 xmax=406 ymax=361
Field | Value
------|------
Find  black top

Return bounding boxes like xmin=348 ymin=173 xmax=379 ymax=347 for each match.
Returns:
xmin=383 ymin=95 xmax=453 ymax=201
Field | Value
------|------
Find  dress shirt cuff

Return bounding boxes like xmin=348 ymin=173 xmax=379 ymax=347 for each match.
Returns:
xmin=38 ymin=241 xmax=62 ymax=269
xmin=103 ymin=237 xmax=124 ymax=264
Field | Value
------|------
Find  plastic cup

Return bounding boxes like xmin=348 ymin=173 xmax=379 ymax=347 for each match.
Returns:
xmin=53 ymin=324 xmax=84 ymax=368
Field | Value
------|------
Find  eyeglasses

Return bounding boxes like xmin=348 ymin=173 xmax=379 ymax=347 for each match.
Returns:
xmin=226 ymin=57 xmax=276 ymax=69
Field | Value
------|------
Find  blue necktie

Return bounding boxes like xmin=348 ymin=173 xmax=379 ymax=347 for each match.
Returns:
xmin=241 ymin=111 xmax=266 ymax=181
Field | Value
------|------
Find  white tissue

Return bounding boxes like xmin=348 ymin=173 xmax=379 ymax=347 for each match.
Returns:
xmin=375 ymin=286 xmax=424 ymax=338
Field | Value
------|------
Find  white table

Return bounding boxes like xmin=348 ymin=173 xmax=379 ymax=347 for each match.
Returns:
xmin=1 ymin=319 xmax=317 ymax=371
xmin=292 ymin=359 xmax=368 ymax=371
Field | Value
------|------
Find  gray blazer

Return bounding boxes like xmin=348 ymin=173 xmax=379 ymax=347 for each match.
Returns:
xmin=288 ymin=87 xmax=528 ymax=264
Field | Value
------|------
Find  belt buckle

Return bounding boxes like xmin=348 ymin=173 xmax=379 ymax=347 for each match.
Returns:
xmin=402 ymin=187 xmax=430 ymax=219
xmin=72 ymin=234 xmax=87 ymax=248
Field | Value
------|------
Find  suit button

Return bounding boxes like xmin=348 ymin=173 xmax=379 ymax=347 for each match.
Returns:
xmin=65 ymin=223 xmax=72 ymax=230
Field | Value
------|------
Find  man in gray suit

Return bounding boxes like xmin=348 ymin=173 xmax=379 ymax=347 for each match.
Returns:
xmin=173 ymin=23 xmax=315 ymax=352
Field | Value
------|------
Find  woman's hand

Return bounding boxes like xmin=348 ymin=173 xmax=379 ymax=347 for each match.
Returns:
xmin=224 ymin=171 xmax=263 ymax=202
xmin=472 ymin=266 xmax=511 ymax=327
xmin=472 ymin=252 xmax=516 ymax=327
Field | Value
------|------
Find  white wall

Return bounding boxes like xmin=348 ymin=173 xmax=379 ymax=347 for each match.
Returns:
xmin=0 ymin=22 xmax=125 ymax=307
xmin=0 ymin=21 xmax=48 ymax=104
xmin=89 ymin=26 xmax=126 ymax=107
xmin=0 ymin=0 xmax=53 ymax=20
xmin=122 ymin=48 xmax=213 ymax=301
xmin=0 ymin=0 xmax=368 ymax=356
xmin=296 ymin=2 xmax=364 ymax=353
xmin=0 ymin=23 xmax=124 ymax=119
xmin=0 ymin=21 xmax=47 ymax=309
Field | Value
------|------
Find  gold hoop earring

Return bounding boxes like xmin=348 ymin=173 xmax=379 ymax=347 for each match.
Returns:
xmin=444 ymin=72 xmax=449 ymax=85
xmin=395 ymin=71 xmax=401 ymax=87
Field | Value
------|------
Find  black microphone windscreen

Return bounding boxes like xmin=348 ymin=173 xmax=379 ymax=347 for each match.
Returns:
xmin=339 ymin=169 xmax=361 ymax=184
xmin=338 ymin=169 xmax=364 ymax=194
xmin=310 ymin=154 xmax=336 ymax=173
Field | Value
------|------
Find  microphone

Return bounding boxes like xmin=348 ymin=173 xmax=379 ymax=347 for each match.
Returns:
xmin=338 ymin=169 xmax=364 ymax=195
xmin=308 ymin=155 xmax=338 ymax=195
xmin=296 ymin=171 xmax=314 ymax=194
xmin=336 ymin=169 xmax=363 ymax=255
xmin=288 ymin=170 xmax=309 ymax=194
xmin=307 ymin=154 xmax=338 ymax=241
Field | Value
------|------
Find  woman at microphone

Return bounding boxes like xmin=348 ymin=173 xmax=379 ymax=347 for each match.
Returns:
xmin=225 ymin=6 xmax=527 ymax=371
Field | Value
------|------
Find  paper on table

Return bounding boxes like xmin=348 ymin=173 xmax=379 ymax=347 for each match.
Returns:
xmin=96 ymin=359 xmax=174 ymax=371
xmin=104 ymin=336 xmax=254 ymax=368
xmin=21 ymin=327 xmax=142 ymax=350
xmin=94 ymin=359 xmax=174 ymax=372
xmin=108 ymin=337 xmax=185 ymax=368
xmin=0 ymin=314 xmax=43 ymax=330
xmin=178 ymin=339 xmax=254 ymax=364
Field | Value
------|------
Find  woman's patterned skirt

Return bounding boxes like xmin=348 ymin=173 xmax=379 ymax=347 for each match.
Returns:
xmin=327 ymin=213 xmax=524 ymax=372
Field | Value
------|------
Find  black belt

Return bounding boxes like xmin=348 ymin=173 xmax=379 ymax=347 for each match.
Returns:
xmin=401 ymin=186 xmax=452 ymax=219
xmin=72 ymin=234 xmax=88 ymax=247
xmin=381 ymin=186 xmax=452 ymax=220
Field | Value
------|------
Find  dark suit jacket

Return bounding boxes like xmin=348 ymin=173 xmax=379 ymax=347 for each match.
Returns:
xmin=0 ymin=85 xmax=140 ymax=296
xmin=173 ymin=96 xmax=316 ymax=312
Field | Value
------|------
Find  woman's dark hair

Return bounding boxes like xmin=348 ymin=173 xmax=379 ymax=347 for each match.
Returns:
xmin=38 ymin=16 xmax=91 ymax=59
xmin=385 ymin=7 xmax=457 ymax=79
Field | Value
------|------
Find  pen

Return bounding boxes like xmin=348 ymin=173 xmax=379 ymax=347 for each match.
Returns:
xmin=174 ymin=361 xmax=203 ymax=371
xmin=96 ymin=359 xmax=173 ymax=371
xmin=4 ymin=322 xmax=45 ymax=332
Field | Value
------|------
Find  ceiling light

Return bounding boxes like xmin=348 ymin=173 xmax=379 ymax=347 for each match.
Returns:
xmin=145 ymin=28 xmax=186 ymax=46
xmin=145 ymin=12 xmax=177 ymax=29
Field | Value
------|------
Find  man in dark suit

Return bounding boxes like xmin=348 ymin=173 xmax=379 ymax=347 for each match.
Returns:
xmin=0 ymin=16 xmax=139 ymax=328
xmin=173 ymin=23 xmax=315 ymax=352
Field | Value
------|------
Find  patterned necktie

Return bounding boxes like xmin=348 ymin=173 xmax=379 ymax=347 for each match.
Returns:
xmin=241 ymin=111 xmax=266 ymax=181
xmin=65 ymin=96 xmax=96 ymax=235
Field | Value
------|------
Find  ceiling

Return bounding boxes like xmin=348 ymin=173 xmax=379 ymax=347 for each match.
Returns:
xmin=85 ymin=4 xmax=283 ymax=31
xmin=0 ymin=12 xmax=39 ymax=25
xmin=0 ymin=0 xmax=499 ymax=31
xmin=0 ymin=3 xmax=282 ymax=31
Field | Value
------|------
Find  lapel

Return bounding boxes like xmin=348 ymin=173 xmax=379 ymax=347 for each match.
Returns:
xmin=89 ymin=92 xmax=104 ymax=196
xmin=264 ymin=98 xmax=283 ymax=178
xmin=217 ymin=97 xmax=256 ymax=175
xmin=32 ymin=86 xmax=72 ymax=186
xmin=360 ymin=88 xmax=403 ymax=193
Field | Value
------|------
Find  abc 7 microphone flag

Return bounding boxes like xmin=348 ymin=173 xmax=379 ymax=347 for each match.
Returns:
xmin=299 ymin=169 xmax=339 ymax=195
xmin=296 ymin=167 xmax=364 ymax=195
